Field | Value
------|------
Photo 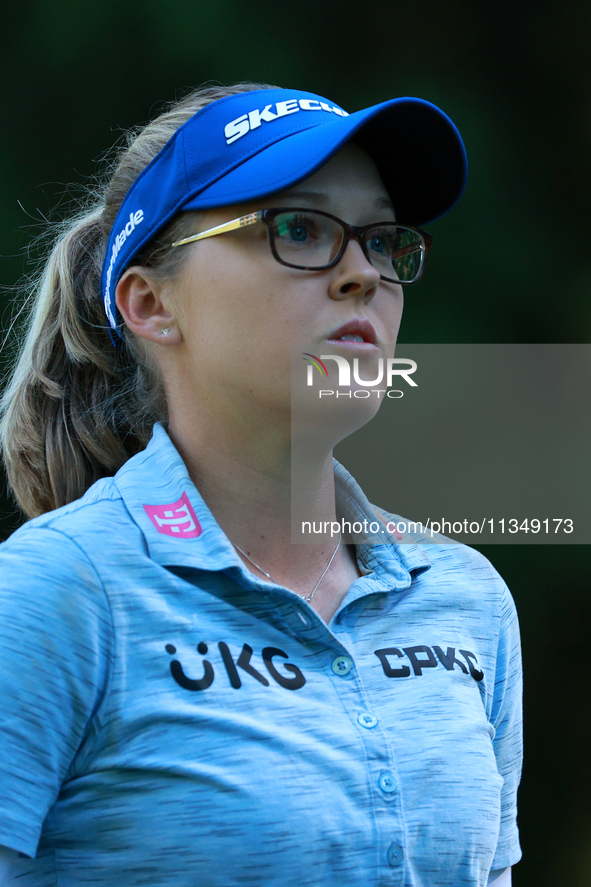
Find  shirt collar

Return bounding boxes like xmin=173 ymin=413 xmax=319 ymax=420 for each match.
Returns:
xmin=332 ymin=459 xmax=431 ymax=581
xmin=115 ymin=423 xmax=431 ymax=583
xmin=115 ymin=423 xmax=239 ymax=573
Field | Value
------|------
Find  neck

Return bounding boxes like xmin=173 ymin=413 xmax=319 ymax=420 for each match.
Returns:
xmin=168 ymin=410 xmax=339 ymax=551
xmin=165 ymin=396 xmax=359 ymax=613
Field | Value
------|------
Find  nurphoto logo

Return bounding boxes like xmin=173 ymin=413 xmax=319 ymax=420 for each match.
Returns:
xmin=302 ymin=353 xmax=417 ymax=399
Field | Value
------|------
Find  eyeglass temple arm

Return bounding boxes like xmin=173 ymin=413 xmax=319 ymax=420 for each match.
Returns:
xmin=171 ymin=211 xmax=264 ymax=248
xmin=391 ymin=231 xmax=433 ymax=258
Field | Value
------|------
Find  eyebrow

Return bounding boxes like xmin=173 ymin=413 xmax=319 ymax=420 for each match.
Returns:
xmin=282 ymin=189 xmax=394 ymax=212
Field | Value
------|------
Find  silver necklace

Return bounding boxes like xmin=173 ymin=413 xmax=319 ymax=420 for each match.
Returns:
xmin=233 ymin=537 xmax=341 ymax=603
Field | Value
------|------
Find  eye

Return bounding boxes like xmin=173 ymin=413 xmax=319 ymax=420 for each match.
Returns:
xmin=275 ymin=213 xmax=321 ymax=245
xmin=367 ymin=229 xmax=395 ymax=257
xmin=288 ymin=223 xmax=308 ymax=242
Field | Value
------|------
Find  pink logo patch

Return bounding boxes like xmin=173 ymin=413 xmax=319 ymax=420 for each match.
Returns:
xmin=143 ymin=491 xmax=203 ymax=539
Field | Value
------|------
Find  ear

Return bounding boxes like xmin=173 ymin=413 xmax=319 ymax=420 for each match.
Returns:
xmin=115 ymin=267 xmax=182 ymax=345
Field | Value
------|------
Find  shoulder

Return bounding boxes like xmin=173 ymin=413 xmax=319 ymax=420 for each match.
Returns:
xmin=0 ymin=487 xmax=117 ymax=717
xmin=379 ymin=504 xmax=508 ymax=589
xmin=334 ymin=457 xmax=513 ymax=619
xmin=373 ymin=504 xmax=517 ymax=638
xmin=0 ymin=474 xmax=140 ymax=593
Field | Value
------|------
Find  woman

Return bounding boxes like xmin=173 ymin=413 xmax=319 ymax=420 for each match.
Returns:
xmin=0 ymin=83 xmax=521 ymax=886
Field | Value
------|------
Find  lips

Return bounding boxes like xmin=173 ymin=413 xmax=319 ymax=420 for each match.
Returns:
xmin=325 ymin=319 xmax=377 ymax=345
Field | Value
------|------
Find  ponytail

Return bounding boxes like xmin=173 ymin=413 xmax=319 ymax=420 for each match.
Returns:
xmin=0 ymin=82 xmax=278 ymax=518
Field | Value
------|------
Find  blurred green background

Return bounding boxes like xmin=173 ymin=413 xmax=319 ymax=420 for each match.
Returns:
xmin=1 ymin=1 xmax=590 ymax=883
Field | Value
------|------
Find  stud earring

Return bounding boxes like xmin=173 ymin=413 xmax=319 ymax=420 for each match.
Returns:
xmin=160 ymin=328 xmax=171 ymax=336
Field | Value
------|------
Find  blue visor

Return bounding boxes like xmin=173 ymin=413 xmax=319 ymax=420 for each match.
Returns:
xmin=100 ymin=88 xmax=468 ymax=335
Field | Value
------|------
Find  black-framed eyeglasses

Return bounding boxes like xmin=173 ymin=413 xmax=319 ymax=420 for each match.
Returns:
xmin=170 ymin=207 xmax=433 ymax=285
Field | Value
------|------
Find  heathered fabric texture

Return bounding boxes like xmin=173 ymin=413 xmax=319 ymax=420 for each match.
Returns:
xmin=0 ymin=424 xmax=522 ymax=886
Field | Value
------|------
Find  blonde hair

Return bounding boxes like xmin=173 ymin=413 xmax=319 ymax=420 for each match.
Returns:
xmin=0 ymin=82 xmax=278 ymax=519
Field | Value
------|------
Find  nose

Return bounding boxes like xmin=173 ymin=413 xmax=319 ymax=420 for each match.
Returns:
xmin=327 ymin=238 xmax=381 ymax=303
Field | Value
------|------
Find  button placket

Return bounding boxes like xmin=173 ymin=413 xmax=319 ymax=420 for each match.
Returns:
xmin=326 ymin=646 xmax=405 ymax=882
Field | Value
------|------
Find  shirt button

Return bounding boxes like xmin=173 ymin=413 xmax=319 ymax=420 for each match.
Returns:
xmin=331 ymin=655 xmax=353 ymax=676
xmin=387 ymin=842 xmax=404 ymax=867
xmin=357 ymin=712 xmax=378 ymax=729
xmin=378 ymin=770 xmax=398 ymax=793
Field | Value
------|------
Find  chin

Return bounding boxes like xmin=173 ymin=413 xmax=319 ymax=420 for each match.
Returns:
xmin=291 ymin=384 xmax=383 ymax=452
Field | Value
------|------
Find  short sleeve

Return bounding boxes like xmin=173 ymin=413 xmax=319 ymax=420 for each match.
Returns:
xmin=490 ymin=583 xmax=523 ymax=870
xmin=0 ymin=526 xmax=113 ymax=857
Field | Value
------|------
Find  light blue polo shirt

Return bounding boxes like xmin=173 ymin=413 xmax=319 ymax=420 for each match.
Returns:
xmin=0 ymin=423 xmax=522 ymax=886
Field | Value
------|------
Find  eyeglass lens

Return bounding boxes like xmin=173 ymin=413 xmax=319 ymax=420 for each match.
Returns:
xmin=270 ymin=210 xmax=425 ymax=283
